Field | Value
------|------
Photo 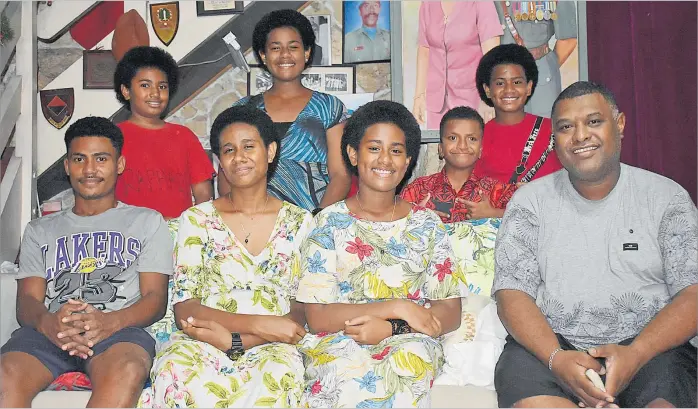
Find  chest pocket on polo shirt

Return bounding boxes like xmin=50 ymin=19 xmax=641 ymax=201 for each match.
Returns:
xmin=608 ymin=227 xmax=664 ymax=283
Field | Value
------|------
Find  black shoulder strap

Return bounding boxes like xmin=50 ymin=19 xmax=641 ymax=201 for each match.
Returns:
xmin=520 ymin=132 xmax=555 ymax=183
xmin=509 ymin=116 xmax=544 ymax=184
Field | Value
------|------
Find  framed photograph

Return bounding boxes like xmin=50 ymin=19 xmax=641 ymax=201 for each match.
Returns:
xmin=195 ymin=1 xmax=244 ymax=16
xmin=247 ymin=65 xmax=356 ymax=96
xmin=307 ymin=15 xmax=332 ymax=66
xmin=247 ymin=66 xmax=274 ymax=96
xmin=397 ymin=1 xmax=585 ymax=132
xmin=342 ymin=1 xmax=391 ymax=64
xmin=82 ymin=50 xmax=118 ymax=89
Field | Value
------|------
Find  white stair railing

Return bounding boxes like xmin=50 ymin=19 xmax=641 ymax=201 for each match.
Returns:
xmin=0 ymin=1 xmax=37 ymax=263
xmin=35 ymin=0 xmax=238 ymax=177
xmin=37 ymin=0 xmax=99 ymax=43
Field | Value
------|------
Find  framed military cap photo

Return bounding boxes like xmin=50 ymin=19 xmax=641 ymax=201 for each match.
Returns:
xmin=342 ymin=1 xmax=391 ymax=64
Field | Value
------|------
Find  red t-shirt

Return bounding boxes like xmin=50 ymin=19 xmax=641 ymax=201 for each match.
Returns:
xmin=115 ymin=121 xmax=215 ymax=219
xmin=474 ymin=113 xmax=563 ymax=183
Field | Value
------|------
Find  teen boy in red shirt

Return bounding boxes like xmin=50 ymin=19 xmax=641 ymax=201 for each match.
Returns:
xmin=113 ymin=46 xmax=214 ymax=219
xmin=473 ymin=44 xmax=562 ymax=186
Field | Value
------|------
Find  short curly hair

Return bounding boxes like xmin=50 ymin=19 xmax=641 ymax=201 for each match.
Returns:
xmin=475 ymin=44 xmax=539 ymax=107
xmin=64 ymin=116 xmax=124 ymax=156
xmin=341 ymin=100 xmax=421 ymax=182
xmin=439 ymin=106 xmax=485 ymax=140
xmin=113 ymin=46 xmax=179 ymax=109
xmin=252 ymin=9 xmax=316 ymax=72
xmin=552 ymin=81 xmax=620 ymax=119
xmin=210 ymin=105 xmax=280 ymax=178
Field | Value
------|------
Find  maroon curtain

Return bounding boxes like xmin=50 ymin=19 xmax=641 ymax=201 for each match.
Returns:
xmin=587 ymin=1 xmax=697 ymax=203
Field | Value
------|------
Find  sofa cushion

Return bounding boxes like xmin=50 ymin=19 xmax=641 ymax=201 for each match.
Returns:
xmin=144 ymin=218 xmax=180 ymax=348
xmin=447 ymin=219 xmax=500 ymax=297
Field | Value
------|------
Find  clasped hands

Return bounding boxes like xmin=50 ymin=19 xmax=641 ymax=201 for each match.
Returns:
xmin=41 ymin=298 xmax=118 ymax=359
xmin=551 ymin=344 xmax=648 ymax=408
xmin=345 ymin=300 xmax=442 ymax=345
xmin=179 ymin=314 xmax=307 ymax=352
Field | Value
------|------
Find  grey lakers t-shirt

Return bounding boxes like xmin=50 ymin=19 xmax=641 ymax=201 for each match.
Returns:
xmin=17 ymin=202 xmax=174 ymax=313
xmin=493 ymin=164 xmax=698 ymax=350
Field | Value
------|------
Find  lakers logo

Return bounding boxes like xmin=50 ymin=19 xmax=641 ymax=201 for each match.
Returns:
xmin=71 ymin=257 xmax=107 ymax=275
xmin=68 ymin=256 xmax=108 ymax=302
xmin=77 ymin=257 xmax=98 ymax=274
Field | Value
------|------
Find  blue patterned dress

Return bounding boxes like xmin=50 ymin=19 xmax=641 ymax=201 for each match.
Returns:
xmin=234 ymin=92 xmax=347 ymax=211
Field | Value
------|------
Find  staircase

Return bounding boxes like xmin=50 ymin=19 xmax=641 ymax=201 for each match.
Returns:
xmin=0 ymin=1 xmax=37 ymax=262
xmin=37 ymin=1 xmax=100 ymax=43
xmin=36 ymin=0 xmax=306 ymax=204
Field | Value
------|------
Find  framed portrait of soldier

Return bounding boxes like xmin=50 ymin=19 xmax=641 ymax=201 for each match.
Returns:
xmin=307 ymin=15 xmax=332 ymax=66
xmin=342 ymin=1 xmax=391 ymax=64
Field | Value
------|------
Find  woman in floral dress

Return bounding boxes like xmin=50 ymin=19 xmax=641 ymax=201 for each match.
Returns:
xmin=140 ymin=106 xmax=313 ymax=408
xmin=295 ymin=101 xmax=469 ymax=408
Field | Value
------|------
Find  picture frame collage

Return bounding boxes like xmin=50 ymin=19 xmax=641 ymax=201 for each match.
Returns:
xmin=247 ymin=65 xmax=356 ymax=97
xmin=248 ymin=1 xmax=391 ymax=97
xmin=80 ymin=1 xmax=391 ymax=101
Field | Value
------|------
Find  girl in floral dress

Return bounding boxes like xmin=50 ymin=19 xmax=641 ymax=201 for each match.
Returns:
xmin=295 ymin=100 xmax=469 ymax=408
xmin=140 ymin=106 xmax=313 ymax=408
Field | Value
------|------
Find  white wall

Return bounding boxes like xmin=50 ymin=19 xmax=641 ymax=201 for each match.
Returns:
xmin=36 ymin=1 xmax=248 ymax=175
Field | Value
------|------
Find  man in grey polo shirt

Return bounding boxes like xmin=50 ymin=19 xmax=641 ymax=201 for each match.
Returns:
xmin=0 ymin=117 xmax=173 ymax=407
xmin=492 ymin=81 xmax=696 ymax=408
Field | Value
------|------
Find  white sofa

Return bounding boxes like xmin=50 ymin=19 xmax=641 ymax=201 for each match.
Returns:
xmin=0 ymin=270 xmax=498 ymax=408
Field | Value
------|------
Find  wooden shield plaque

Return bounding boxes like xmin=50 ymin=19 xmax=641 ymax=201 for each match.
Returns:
xmin=150 ymin=2 xmax=179 ymax=46
xmin=40 ymin=88 xmax=75 ymax=130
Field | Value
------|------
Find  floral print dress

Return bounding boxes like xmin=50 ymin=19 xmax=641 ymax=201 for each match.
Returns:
xmin=295 ymin=201 xmax=469 ymax=408
xmin=140 ymin=201 xmax=313 ymax=408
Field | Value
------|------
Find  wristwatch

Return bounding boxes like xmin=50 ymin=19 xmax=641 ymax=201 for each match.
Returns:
xmin=225 ymin=332 xmax=244 ymax=361
xmin=387 ymin=319 xmax=411 ymax=336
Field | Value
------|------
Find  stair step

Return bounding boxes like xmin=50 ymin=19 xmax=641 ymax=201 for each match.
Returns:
xmin=38 ymin=1 xmax=306 ymax=204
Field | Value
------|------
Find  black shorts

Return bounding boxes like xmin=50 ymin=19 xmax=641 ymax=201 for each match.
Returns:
xmin=0 ymin=326 xmax=156 ymax=380
xmin=494 ymin=334 xmax=697 ymax=408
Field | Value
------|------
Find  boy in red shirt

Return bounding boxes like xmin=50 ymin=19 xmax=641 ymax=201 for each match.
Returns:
xmin=473 ymin=44 xmax=562 ymax=185
xmin=401 ymin=106 xmax=517 ymax=222
xmin=113 ymin=46 xmax=214 ymax=219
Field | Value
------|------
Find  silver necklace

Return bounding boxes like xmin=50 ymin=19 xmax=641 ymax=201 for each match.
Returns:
xmin=229 ymin=193 xmax=269 ymax=244
xmin=356 ymin=192 xmax=397 ymax=222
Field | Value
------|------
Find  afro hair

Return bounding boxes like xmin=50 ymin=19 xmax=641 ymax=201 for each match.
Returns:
xmin=475 ymin=44 xmax=539 ymax=107
xmin=439 ymin=106 xmax=485 ymax=140
xmin=341 ymin=100 xmax=421 ymax=183
xmin=252 ymin=9 xmax=316 ymax=72
xmin=113 ymin=46 xmax=179 ymax=109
